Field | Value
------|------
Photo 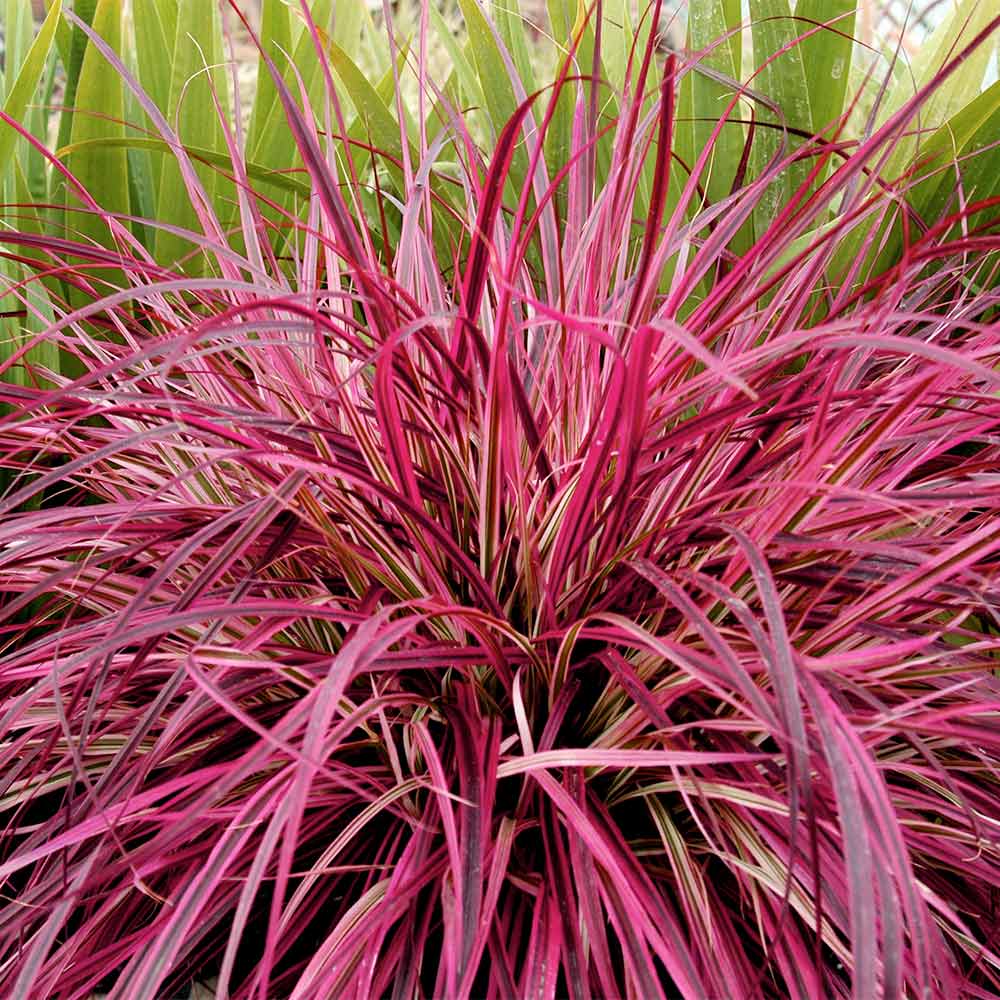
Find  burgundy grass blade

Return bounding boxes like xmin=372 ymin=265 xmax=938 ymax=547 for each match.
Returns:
xmin=3 ymin=2 xmax=1000 ymax=998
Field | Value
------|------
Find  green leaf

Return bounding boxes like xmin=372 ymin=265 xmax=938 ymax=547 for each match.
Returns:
xmin=678 ymin=0 xmax=744 ymax=208
xmin=796 ymin=0 xmax=855 ymax=139
xmin=130 ymin=0 xmax=175 ymax=227
xmin=878 ymin=1 xmax=998 ymax=174
xmin=863 ymin=77 xmax=1000 ymax=277
xmin=598 ymin=0 xmax=636 ymax=94
xmin=327 ymin=42 xmax=398 ymax=160
xmin=458 ymin=0 xmax=521 ymax=139
xmin=428 ymin=2 xmax=482 ymax=125
xmin=43 ymin=0 xmax=74 ymax=76
xmin=492 ymin=0 xmax=536 ymax=97
xmin=0 ymin=0 xmax=62 ymax=173
xmin=3 ymin=0 xmax=35 ymax=93
xmin=54 ymin=0 xmax=99 ymax=154
xmin=836 ymin=13 xmax=1000 ymax=289
xmin=132 ymin=0 xmax=175 ymax=120
xmin=66 ymin=0 xmax=129 ymax=251
xmin=56 ymin=135 xmax=311 ymax=199
xmin=12 ymin=162 xmax=60 ymax=381
xmin=747 ymin=0 xmax=813 ymax=239
xmin=908 ymin=77 xmax=1000 ymax=220
xmin=1 ymin=160 xmax=59 ymax=389
xmin=154 ymin=0 xmax=231 ymax=270
xmin=880 ymin=0 xmax=997 ymax=120
xmin=947 ymin=101 xmax=1000 ymax=236
xmin=244 ymin=0 xmax=339 ymax=224
xmin=246 ymin=0 xmax=295 ymax=164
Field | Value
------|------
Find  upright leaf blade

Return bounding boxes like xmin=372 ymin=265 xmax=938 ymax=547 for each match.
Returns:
xmin=0 ymin=0 xmax=62 ymax=173
xmin=678 ymin=0 xmax=744 ymax=208
xmin=66 ymin=0 xmax=128 ymax=252
xmin=879 ymin=0 xmax=998 ymax=174
xmin=796 ymin=0 xmax=855 ymax=139
xmin=747 ymin=0 xmax=812 ymax=238
xmin=153 ymin=0 xmax=230 ymax=269
xmin=54 ymin=0 xmax=99 ymax=155
xmin=246 ymin=0 xmax=295 ymax=164
xmin=131 ymin=0 xmax=175 ymax=117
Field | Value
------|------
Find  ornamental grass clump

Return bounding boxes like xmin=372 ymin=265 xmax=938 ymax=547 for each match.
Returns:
xmin=2 ymin=1 xmax=1000 ymax=997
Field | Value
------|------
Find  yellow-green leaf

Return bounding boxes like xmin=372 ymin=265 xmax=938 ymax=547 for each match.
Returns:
xmin=796 ymin=0 xmax=855 ymax=140
xmin=747 ymin=0 xmax=813 ymax=239
xmin=878 ymin=0 xmax=998 ymax=174
xmin=67 ymin=0 xmax=128 ymax=251
xmin=246 ymin=0 xmax=295 ymax=164
xmin=678 ymin=0 xmax=744 ymax=208
xmin=56 ymin=135 xmax=311 ymax=199
xmin=154 ymin=0 xmax=230 ymax=270
xmin=0 ymin=0 xmax=62 ymax=172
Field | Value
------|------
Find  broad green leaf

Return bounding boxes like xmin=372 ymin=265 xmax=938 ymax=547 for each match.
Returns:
xmin=1 ymin=5 xmax=62 ymax=372
xmin=0 ymin=0 xmax=62 ymax=173
xmin=125 ymin=141 xmax=155 ymax=249
xmin=54 ymin=0 xmax=99 ymax=154
xmin=878 ymin=0 xmax=998 ymax=174
xmin=132 ymin=0 xmax=175 ymax=122
xmin=43 ymin=0 xmax=74 ymax=76
xmin=324 ymin=42 xmax=464 ymax=258
xmin=864 ymin=77 xmax=1000 ymax=275
xmin=12 ymin=159 xmax=59 ymax=379
xmin=24 ymin=45 xmax=59 ymax=205
xmin=351 ymin=0 xmax=391 ymax=73
xmin=0 ymin=264 xmax=34 ymax=390
xmin=796 ymin=0 xmax=855 ymax=139
xmin=599 ymin=0 xmax=635 ymax=94
xmin=154 ymin=0 xmax=231 ymax=270
xmin=492 ymin=0 xmax=536 ymax=96
xmin=951 ymin=115 xmax=1000 ymax=237
xmin=246 ymin=1 xmax=392 ymax=258
xmin=542 ymin=0 xmax=616 ymax=225
xmin=422 ymin=70 xmax=461 ymax=148
xmin=428 ymin=1 xmax=483 ymax=129
xmin=329 ymin=40 xmax=410 ymax=167
xmin=458 ymin=0 xmax=521 ymax=138
xmin=246 ymin=0 xmax=295 ymax=164
xmin=546 ymin=0 xmax=573 ymax=54
xmin=747 ymin=0 xmax=813 ymax=240
xmin=245 ymin=0 xmax=339 ymax=210
xmin=1 ymin=159 xmax=60 ymax=391
xmin=3 ymin=0 xmax=35 ymax=92
xmin=839 ymin=40 xmax=1000 ymax=288
xmin=130 ymin=0 xmax=175 ymax=245
xmin=11 ymin=152 xmax=46 ymax=242
xmin=678 ymin=0 xmax=744 ymax=209
xmin=67 ymin=0 xmax=129 ymax=251
xmin=907 ymin=77 xmax=1000 ymax=222
xmin=0 ymin=0 xmax=58 ymax=201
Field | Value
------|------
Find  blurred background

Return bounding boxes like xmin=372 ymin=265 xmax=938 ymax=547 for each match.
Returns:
xmin=7 ymin=0 xmax=962 ymax=123
xmin=16 ymin=0 xmax=953 ymax=57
